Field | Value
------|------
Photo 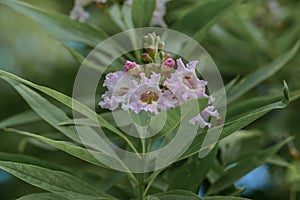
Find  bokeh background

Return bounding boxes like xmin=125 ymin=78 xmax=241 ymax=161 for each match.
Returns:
xmin=0 ymin=0 xmax=300 ymax=199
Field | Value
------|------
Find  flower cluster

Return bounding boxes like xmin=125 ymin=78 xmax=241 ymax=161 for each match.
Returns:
xmin=99 ymin=33 xmax=219 ymax=128
xmin=70 ymin=0 xmax=169 ymax=27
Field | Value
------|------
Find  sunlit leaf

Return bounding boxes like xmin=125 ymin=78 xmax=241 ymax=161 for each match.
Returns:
xmin=0 ymin=0 xmax=107 ymax=46
xmin=132 ymin=0 xmax=156 ymax=27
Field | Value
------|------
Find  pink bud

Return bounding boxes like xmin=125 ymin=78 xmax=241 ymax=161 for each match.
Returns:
xmin=166 ymin=53 xmax=172 ymax=58
xmin=124 ymin=61 xmax=138 ymax=72
xmin=163 ymin=58 xmax=175 ymax=68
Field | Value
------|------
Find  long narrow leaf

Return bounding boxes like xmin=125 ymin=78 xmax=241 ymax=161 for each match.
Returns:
xmin=0 ymin=111 xmax=40 ymax=129
xmin=147 ymin=189 xmax=201 ymax=200
xmin=172 ymin=0 xmax=233 ymax=35
xmin=0 ymin=70 xmax=138 ymax=153
xmin=206 ymin=137 xmax=293 ymax=194
xmin=17 ymin=193 xmax=66 ymax=200
xmin=0 ymin=0 xmax=107 ymax=46
xmin=4 ymin=128 xmax=116 ymax=169
xmin=0 ymin=161 xmax=116 ymax=200
xmin=227 ymin=40 xmax=300 ymax=103
xmin=132 ymin=0 xmax=156 ymax=27
xmin=0 ymin=76 xmax=80 ymax=142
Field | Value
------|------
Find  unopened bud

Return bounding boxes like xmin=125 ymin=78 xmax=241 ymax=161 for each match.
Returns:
xmin=142 ymin=53 xmax=153 ymax=63
xmin=147 ymin=47 xmax=157 ymax=58
xmin=163 ymin=58 xmax=175 ymax=68
xmin=166 ymin=53 xmax=172 ymax=58
xmin=158 ymin=42 xmax=165 ymax=50
xmin=124 ymin=60 xmax=138 ymax=72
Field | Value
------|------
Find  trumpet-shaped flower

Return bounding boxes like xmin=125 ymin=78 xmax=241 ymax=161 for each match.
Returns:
xmin=99 ymin=72 xmax=137 ymax=110
xmin=164 ymin=58 xmax=208 ymax=103
xmin=122 ymin=73 xmax=176 ymax=114
xmin=189 ymin=106 xmax=219 ymax=128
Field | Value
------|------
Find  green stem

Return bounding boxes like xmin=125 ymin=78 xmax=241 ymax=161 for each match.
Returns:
xmin=290 ymin=184 xmax=297 ymax=200
xmin=135 ymin=173 xmax=146 ymax=200
xmin=143 ymin=169 xmax=163 ymax=197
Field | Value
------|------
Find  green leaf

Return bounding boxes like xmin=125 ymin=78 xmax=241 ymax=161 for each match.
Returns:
xmin=4 ymin=128 xmax=111 ymax=168
xmin=0 ymin=70 xmax=138 ymax=153
xmin=0 ymin=161 xmax=116 ymax=200
xmin=226 ymin=93 xmax=282 ymax=121
xmin=109 ymin=4 xmax=127 ymax=31
xmin=0 ymin=0 xmax=107 ymax=46
xmin=147 ymin=190 xmax=200 ymax=200
xmin=0 ymin=151 xmax=71 ymax=174
xmin=167 ymin=148 xmax=217 ymax=193
xmin=286 ymin=161 xmax=300 ymax=191
xmin=122 ymin=3 xmax=134 ymax=30
xmin=207 ymin=137 xmax=293 ymax=195
xmin=0 ymin=0 xmax=115 ymax=72
xmin=219 ymin=130 xmax=265 ymax=166
xmin=132 ymin=0 xmax=156 ymax=27
xmin=172 ymin=0 xmax=234 ymax=35
xmin=0 ymin=110 xmax=40 ymax=129
xmin=61 ymin=44 xmax=85 ymax=63
xmin=227 ymin=40 xmax=300 ymax=103
xmin=227 ymin=82 xmax=299 ymax=121
xmin=193 ymin=2 xmax=236 ymax=41
xmin=4 ymin=128 xmax=136 ymax=174
xmin=0 ymin=76 xmax=80 ymax=142
xmin=17 ymin=193 xmax=66 ymax=200
xmin=59 ymin=118 xmax=99 ymax=127
xmin=202 ymin=197 xmax=250 ymax=200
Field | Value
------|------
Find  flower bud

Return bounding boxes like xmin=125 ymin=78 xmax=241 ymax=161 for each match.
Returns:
xmin=163 ymin=58 xmax=175 ymax=68
xmin=158 ymin=42 xmax=165 ymax=50
xmin=166 ymin=53 xmax=172 ymax=58
xmin=147 ymin=47 xmax=157 ymax=59
xmin=142 ymin=53 xmax=153 ymax=63
xmin=161 ymin=59 xmax=174 ymax=76
xmin=124 ymin=61 xmax=144 ymax=77
xmin=124 ymin=60 xmax=138 ymax=72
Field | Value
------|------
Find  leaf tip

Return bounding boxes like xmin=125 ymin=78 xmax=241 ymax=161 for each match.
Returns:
xmin=282 ymin=80 xmax=290 ymax=105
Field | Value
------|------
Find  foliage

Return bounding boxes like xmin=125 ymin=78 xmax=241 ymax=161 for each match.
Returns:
xmin=0 ymin=0 xmax=300 ymax=200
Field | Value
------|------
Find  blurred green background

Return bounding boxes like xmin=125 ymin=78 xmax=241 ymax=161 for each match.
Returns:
xmin=0 ymin=0 xmax=300 ymax=199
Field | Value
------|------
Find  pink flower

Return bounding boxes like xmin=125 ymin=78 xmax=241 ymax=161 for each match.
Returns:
xmin=201 ymin=106 xmax=219 ymax=119
xmin=164 ymin=58 xmax=208 ymax=103
xmin=122 ymin=73 xmax=176 ymax=114
xmin=99 ymin=72 xmax=137 ymax=110
xmin=189 ymin=114 xmax=211 ymax=128
xmin=189 ymin=106 xmax=219 ymax=128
